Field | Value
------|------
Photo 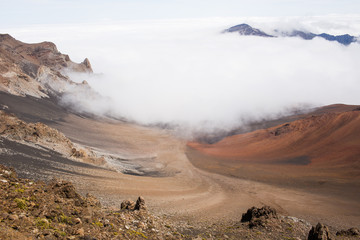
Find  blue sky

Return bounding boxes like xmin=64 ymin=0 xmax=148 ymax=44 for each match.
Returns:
xmin=1 ymin=0 xmax=360 ymax=27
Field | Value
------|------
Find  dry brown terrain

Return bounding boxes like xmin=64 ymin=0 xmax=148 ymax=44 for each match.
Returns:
xmin=186 ymin=107 xmax=360 ymax=228
xmin=1 ymin=34 xmax=359 ymax=239
xmin=46 ymin=111 xmax=360 ymax=230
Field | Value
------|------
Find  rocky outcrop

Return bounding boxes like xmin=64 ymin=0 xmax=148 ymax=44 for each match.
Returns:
xmin=135 ymin=196 xmax=147 ymax=211
xmin=0 ymin=33 xmax=92 ymax=98
xmin=0 ymin=110 xmax=105 ymax=166
xmin=121 ymin=196 xmax=147 ymax=211
xmin=308 ymin=223 xmax=333 ymax=240
xmin=0 ymin=110 xmax=73 ymax=153
xmin=120 ymin=200 xmax=136 ymax=210
xmin=241 ymin=206 xmax=278 ymax=228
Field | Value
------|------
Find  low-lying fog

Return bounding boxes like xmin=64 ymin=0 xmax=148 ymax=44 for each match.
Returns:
xmin=5 ymin=16 xmax=360 ymax=135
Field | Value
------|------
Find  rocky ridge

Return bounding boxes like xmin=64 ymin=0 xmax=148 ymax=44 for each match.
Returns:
xmin=0 ymin=33 xmax=92 ymax=98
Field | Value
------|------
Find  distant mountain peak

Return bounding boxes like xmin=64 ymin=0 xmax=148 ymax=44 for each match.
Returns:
xmin=224 ymin=23 xmax=358 ymax=46
xmin=224 ymin=23 xmax=273 ymax=37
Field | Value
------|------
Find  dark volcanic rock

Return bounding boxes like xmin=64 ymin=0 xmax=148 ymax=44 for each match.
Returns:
xmin=51 ymin=180 xmax=80 ymax=199
xmin=308 ymin=223 xmax=333 ymax=240
xmin=241 ymin=206 xmax=278 ymax=222
xmin=135 ymin=196 xmax=147 ymax=210
xmin=336 ymin=227 xmax=360 ymax=236
xmin=241 ymin=206 xmax=278 ymax=228
xmin=121 ymin=196 xmax=147 ymax=211
xmin=120 ymin=199 xmax=136 ymax=210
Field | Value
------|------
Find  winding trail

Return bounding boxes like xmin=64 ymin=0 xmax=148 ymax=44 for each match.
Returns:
xmin=50 ymin=114 xmax=360 ymax=229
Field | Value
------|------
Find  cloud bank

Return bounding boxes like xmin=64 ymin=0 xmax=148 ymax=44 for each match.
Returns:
xmin=5 ymin=16 xmax=360 ymax=134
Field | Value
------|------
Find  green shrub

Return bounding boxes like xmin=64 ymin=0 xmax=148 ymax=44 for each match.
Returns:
xmin=14 ymin=198 xmax=27 ymax=210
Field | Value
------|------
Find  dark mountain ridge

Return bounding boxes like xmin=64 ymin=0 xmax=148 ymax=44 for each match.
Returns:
xmin=224 ymin=23 xmax=359 ymax=45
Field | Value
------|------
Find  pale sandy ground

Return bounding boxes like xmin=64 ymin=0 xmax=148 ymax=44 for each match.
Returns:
xmin=50 ymin=114 xmax=360 ymax=230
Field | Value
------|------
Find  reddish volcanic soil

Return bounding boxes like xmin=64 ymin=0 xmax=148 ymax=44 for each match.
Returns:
xmin=187 ymin=107 xmax=360 ymax=225
xmin=188 ymin=110 xmax=360 ymax=166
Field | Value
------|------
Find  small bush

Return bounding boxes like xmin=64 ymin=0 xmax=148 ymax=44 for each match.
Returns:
xmin=14 ymin=198 xmax=27 ymax=210
xmin=36 ymin=218 xmax=51 ymax=229
xmin=59 ymin=213 xmax=73 ymax=225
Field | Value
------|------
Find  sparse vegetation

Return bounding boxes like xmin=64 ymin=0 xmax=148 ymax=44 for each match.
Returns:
xmin=127 ymin=229 xmax=148 ymax=239
xmin=58 ymin=213 xmax=72 ymax=225
xmin=93 ymin=221 xmax=103 ymax=227
xmin=14 ymin=198 xmax=28 ymax=210
xmin=36 ymin=218 xmax=51 ymax=229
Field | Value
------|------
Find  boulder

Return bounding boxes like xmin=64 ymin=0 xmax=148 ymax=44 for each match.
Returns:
xmin=134 ymin=196 xmax=146 ymax=211
xmin=241 ymin=206 xmax=278 ymax=228
xmin=308 ymin=223 xmax=332 ymax=240
xmin=120 ymin=200 xmax=136 ymax=210
xmin=241 ymin=206 xmax=278 ymax=222
xmin=49 ymin=180 xmax=85 ymax=206
xmin=121 ymin=196 xmax=147 ymax=211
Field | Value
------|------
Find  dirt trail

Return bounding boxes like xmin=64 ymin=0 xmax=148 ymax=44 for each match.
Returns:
xmin=49 ymin=114 xmax=360 ymax=229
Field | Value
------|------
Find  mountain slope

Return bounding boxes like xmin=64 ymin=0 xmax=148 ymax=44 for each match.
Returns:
xmin=0 ymin=33 xmax=92 ymax=98
xmin=189 ymin=109 xmax=360 ymax=166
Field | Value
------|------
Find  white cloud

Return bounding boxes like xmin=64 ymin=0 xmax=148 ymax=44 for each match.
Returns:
xmin=4 ymin=17 xmax=360 ymax=134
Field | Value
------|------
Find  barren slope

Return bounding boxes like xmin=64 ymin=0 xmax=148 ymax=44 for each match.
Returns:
xmin=189 ymin=110 xmax=360 ymax=166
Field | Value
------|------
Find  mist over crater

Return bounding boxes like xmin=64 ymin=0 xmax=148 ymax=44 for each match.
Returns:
xmin=6 ymin=17 xmax=360 ymax=134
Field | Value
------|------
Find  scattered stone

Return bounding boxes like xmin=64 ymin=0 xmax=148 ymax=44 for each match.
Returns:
xmin=336 ymin=227 xmax=360 ymax=236
xmin=86 ymin=193 xmax=101 ymax=207
xmin=8 ymin=214 xmax=19 ymax=221
xmin=43 ymin=229 xmax=52 ymax=236
xmin=0 ymin=163 xmax=340 ymax=240
xmin=308 ymin=223 xmax=332 ymax=240
xmin=76 ymin=228 xmax=85 ymax=236
xmin=74 ymin=217 xmax=82 ymax=224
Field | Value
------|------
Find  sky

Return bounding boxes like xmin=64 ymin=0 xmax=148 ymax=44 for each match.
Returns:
xmin=1 ymin=1 xmax=360 ymax=135
xmin=1 ymin=0 xmax=360 ymax=27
